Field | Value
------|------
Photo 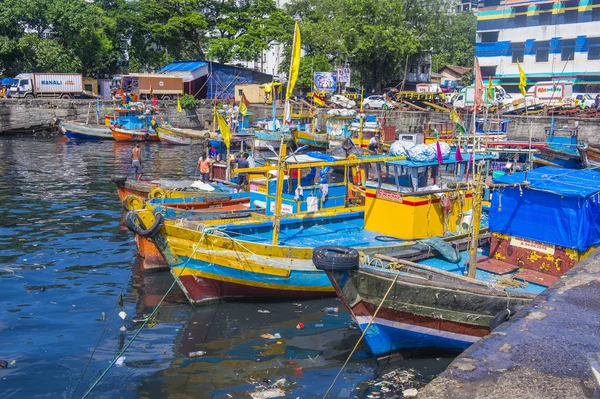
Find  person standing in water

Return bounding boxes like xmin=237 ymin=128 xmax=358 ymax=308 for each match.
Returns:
xmin=196 ymin=154 xmax=211 ymax=183
xmin=130 ymin=143 xmax=143 ymax=181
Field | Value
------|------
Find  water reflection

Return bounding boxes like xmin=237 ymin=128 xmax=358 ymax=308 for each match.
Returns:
xmin=0 ymin=136 xmax=450 ymax=398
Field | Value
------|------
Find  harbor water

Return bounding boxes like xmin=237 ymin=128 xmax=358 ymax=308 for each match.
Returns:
xmin=0 ymin=135 xmax=454 ymax=398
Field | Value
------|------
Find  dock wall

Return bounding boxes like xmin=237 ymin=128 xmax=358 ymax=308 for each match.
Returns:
xmin=1 ymin=99 xmax=599 ymax=146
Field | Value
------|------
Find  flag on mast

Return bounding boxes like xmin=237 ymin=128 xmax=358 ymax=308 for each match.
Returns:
xmin=239 ymin=92 xmax=250 ymax=116
xmin=215 ymin=109 xmax=232 ymax=149
xmin=177 ymin=96 xmax=182 ymax=113
xmin=284 ymin=22 xmax=301 ymax=123
xmin=517 ymin=61 xmax=527 ymax=96
xmin=487 ymin=77 xmax=494 ymax=101
xmin=449 ymin=108 xmax=466 ymax=134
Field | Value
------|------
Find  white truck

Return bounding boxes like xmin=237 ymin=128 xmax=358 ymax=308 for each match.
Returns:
xmin=453 ymin=85 xmax=513 ymax=108
xmin=526 ymin=81 xmax=574 ymax=108
xmin=10 ymin=73 xmax=85 ymax=99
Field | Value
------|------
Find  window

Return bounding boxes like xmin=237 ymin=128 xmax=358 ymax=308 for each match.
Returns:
xmin=593 ymin=7 xmax=600 ymax=21
xmin=536 ymin=41 xmax=549 ymax=62
xmin=564 ymin=9 xmax=578 ymax=23
xmin=483 ymin=0 xmax=501 ymax=6
xmin=562 ymin=39 xmax=576 ymax=61
xmin=84 ymin=84 xmax=93 ymax=92
xmin=512 ymin=42 xmax=525 ymax=63
xmin=409 ymin=66 xmax=417 ymax=73
xmin=481 ymin=31 xmax=499 ymax=43
xmin=514 ymin=6 xmax=527 ymax=27
xmin=589 ymin=38 xmax=600 ymax=60
xmin=539 ymin=11 xmax=552 ymax=25
xmin=481 ymin=66 xmax=497 ymax=76
xmin=539 ymin=3 xmax=553 ymax=25
xmin=421 ymin=64 xmax=430 ymax=74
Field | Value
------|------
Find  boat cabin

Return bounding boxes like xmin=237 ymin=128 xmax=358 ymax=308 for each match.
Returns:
xmin=363 ymin=153 xmax=489 ymax=239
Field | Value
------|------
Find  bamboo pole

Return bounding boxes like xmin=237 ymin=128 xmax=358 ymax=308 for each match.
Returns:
xmin=271 ymin=137 xmax=287 ymax=245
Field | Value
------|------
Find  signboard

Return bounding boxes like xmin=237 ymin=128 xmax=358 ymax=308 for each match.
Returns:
xmin=376 ymin=189 xmax=404 ymax=204
xmin=337 ymin=68 xmax=351 ymax=84
xmin=510 ymin=237 xmax=555 ymax=255
xmin=269 ymin=201 xmax=294 ymax=214
xmin=314 ymin=72 xmax=337 ymax=93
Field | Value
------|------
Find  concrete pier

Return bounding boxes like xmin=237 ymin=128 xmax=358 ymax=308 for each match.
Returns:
xmin=418 ymin=249 xmax=600 ymax=398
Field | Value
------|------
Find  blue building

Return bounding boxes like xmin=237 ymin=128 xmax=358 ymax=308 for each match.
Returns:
xmin=476 ymin=0 xmax=600 ymax=91
xmin=158 ymin=60 xmax=272 ymax=100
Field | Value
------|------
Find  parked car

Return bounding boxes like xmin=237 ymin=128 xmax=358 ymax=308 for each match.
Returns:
xmin=362 ymin=95 xmax=393 ymax=109
xmin=574 ymin=93 xmax=595 ymax=108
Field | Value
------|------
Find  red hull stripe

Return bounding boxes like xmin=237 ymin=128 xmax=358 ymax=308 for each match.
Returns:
xmin=365 ymin=191 xmax=472 ymax=206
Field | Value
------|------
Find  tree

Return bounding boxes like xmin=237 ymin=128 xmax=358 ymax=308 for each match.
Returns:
xmin=430 ymin=11 xmax=477 ymax=72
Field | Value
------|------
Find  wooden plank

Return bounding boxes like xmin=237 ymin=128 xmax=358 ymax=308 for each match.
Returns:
xmin=476 ymin=257 xmax=519 ymax=275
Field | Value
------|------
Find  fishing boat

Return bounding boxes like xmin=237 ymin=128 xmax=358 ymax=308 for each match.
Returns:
xmin=533 ymin=124 xmax=588 ymax=168
xmin=112 ymin=125 xmax=160 ymax=142
xmin=111 ymin=177 xmax=236 ymax=203
xmin=155 ymin=126 xmax=210 ymax=145
xmin=126 ymin=145 xmax=486 ymax=305
xmin=315 ymin=166 xmax=600 ymax=357
xmin=57 ymin=120 xmax=113 ymax=141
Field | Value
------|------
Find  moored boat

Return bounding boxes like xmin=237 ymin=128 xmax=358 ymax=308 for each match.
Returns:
xmin=156 ymin=126 xmax=211 ymax=145
xmin=315 ymin=166 xmax=600 ymax=357
xmin=126 ymin=149 xmax=485 ymax=306
xmin=111 ymin=126 xmax=160 ymax=142
xmin=58 ymin=120 xmax=113 ymax=141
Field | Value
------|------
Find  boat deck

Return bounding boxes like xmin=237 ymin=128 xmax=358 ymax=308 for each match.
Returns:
xmin=216 ymin=212 xmax=403 ymax=248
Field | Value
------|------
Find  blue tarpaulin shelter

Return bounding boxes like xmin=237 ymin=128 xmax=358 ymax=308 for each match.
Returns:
xmin=158 ymin=60 xmax=272 ymax=100
xmin=490 ymin=166 xmax=600 ymax=251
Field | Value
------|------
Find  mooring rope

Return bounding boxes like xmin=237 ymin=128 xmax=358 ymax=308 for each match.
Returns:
xmin=322 ymin=271 xmax=400 ymax=398
xmin=78 ymin=230 xmax=206 ymax=399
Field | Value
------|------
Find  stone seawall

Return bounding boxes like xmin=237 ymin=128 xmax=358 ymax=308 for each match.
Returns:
xmin=1 ymin=99 xmax=599 ymax=146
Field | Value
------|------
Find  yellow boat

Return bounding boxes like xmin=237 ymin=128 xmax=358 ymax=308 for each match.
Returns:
xmin=127 ymin=149 xmax=486 ymax=305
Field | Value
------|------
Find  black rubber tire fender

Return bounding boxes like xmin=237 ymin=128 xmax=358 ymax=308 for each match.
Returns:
xmin=124 ymin=211 xmax=164 ymax=238
xmin=490 ymin=308 xmax=511 ymax=331
xmin=313 ymin=246 xmax=360 ymax=271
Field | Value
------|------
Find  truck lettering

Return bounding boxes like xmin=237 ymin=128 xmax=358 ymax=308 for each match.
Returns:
xmin=41 ymin=80 xmax=63 ymax=85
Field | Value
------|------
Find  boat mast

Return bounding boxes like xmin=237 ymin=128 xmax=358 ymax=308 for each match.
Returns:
xmin=467 ymin=58 xmax=483 ymax=279
xmin=271 ymin=137 xmax=287 ymax=245
xmin=358 ymin=86 xmax=364 ymax=149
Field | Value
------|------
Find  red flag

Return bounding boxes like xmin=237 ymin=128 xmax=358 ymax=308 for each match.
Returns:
xmin=455 ymin=144 xmax=464 ymax=162
xmin=241 ymin=92 xmax=251 ymax=107
xmin=152 ymin=95 xmax=158 ymax=108
xmin=313 ymin=93 xmax=325 ymax=107
xmin=436 ymin=141 xmax=443 ymax=164
xmin=474 ymin=57 xmax=483 ymax=110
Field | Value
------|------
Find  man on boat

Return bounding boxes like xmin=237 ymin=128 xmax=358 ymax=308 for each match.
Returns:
xmin=130 ymin=143 xmax=143 ymax=181
xmin=234 ymin=153 xmax=250 ymax=192
xmin=196 ymin=155 xmax=212 ymax=183
xmin=368 ymin=133 xmax=379 ymax=152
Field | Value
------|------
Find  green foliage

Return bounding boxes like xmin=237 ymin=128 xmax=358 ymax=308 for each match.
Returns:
xmin=284 ymin=0 xmax=475 ymax=90
xmin=179 ymin=94 xmax=199 ymax=110
xmin=0 ymin=0 xmax=475 ymax=87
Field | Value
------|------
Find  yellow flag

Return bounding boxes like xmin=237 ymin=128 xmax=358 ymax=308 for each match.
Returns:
xmin=449 ymin=108 xmax=458 ymax=124
xmin=177 ymin=96 xmax=182 ymax=113
xmin=215 ymin=110 xmax=231 ymax=149
xmin=517 ymin=61 xmax=527 ymax=96
xmin=286 ymin=22 xmax=301 ymax=100
xmin=487 ymin=77 xmax=493 ymax=100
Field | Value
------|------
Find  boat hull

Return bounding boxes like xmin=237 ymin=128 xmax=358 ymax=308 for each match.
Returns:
xmin=112 ymin=127 xmax=159 ymax=142
xmin=324 ymin=266 xmax=533 ymax=357
xmin=59 ymin=121 xmax=113 ymax=141
xmin=156 ymin=126 xmax=208 ymax=145
xmin=292 ymin=130 xmax=328 ymax=149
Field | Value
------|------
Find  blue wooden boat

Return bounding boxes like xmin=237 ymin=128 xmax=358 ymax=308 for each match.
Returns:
xmin=58 ymin=120 xmax=113 ymax=141
xmin=534 ymin=125 xmax=588 ymax=168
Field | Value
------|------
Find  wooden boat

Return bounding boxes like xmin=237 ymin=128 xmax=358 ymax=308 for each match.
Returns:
xmin=58 ymin=120 xmax=113 ymax=141
xmin=111 ymin=126 xmax=160 ymax=142
xmin=111 ymin=177 xmax=236 ymax=203
xmin=124 ymin=192 xmax=263 ymax=271
xmin=156 ymin=126 xmax=211 ymax=145
xmin=292 ymin=129 xmax=329 ymax=149
xmin=127 ymin=150 xmax=486 ymax=306
xmin=534 ymin=125 xmax=588 ymax=168
xmin=316 ymin=166 xmax=600 ymax=357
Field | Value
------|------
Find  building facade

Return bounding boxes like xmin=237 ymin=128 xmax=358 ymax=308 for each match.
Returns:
xmin=476 ymin=0 xmax=600 ymax=92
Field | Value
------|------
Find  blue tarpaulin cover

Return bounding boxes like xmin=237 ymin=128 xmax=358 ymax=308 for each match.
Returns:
xmin=490 ymin=166 xmax=600 ymax=250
